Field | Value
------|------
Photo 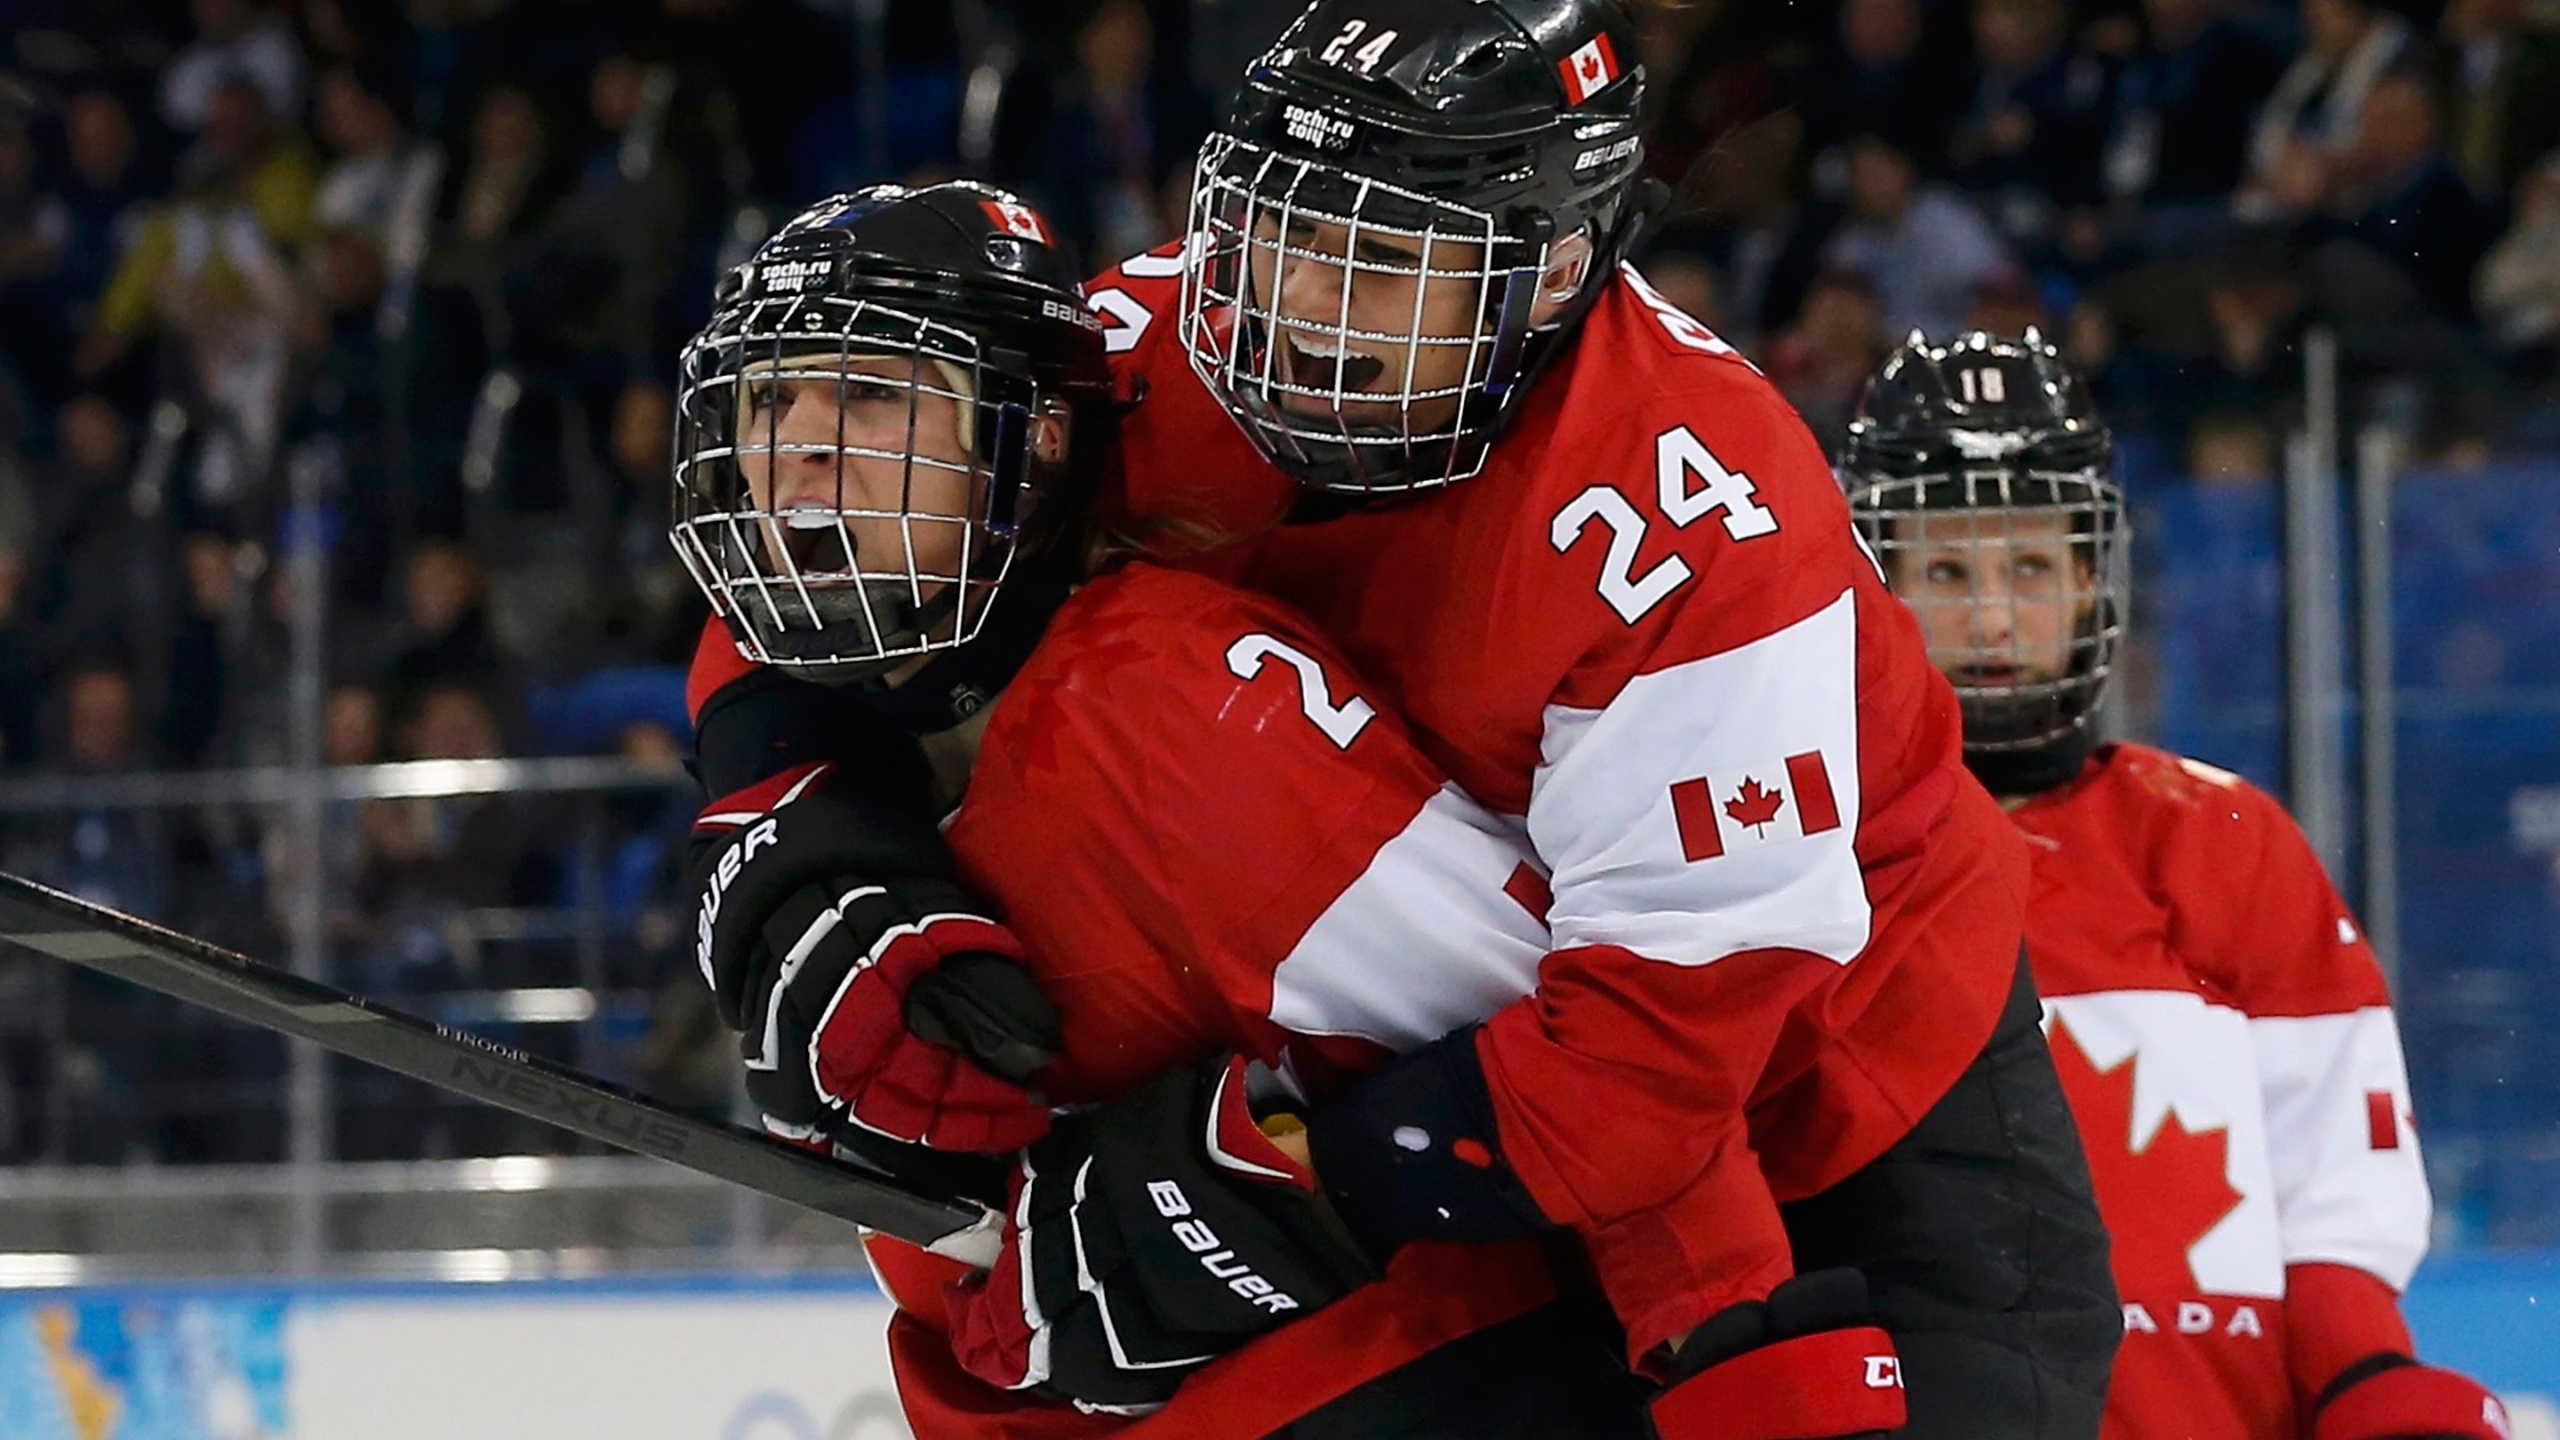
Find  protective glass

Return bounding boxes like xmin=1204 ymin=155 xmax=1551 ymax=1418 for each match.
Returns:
xmin=1850 ymin=468 xmax=2127 ymax=751
xmin=672 ymin=293 xmax=1035 ymax=676
xmin=1179 ymin=132 xmax=1547 ymax=494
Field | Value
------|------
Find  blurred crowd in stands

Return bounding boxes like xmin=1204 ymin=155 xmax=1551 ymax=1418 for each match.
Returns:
xmin=0 ymin=0 xmax=2555 ymax=1165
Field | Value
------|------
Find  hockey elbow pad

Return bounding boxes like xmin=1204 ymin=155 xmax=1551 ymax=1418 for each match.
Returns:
xmin=1302 ymin=1025 xmax=1556 ymax=1260
xmin=1643 ymin=1269 xmax=1906 ymax=1440
xmin=2311 ymin=1354 xmax=2511 ymax=1440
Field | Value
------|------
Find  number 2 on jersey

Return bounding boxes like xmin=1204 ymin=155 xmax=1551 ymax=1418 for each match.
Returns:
xmin=1226 ymin=634 xmax=1377 ymax=749
xmin=1550 ymin=425 xmax=1779 ymax=624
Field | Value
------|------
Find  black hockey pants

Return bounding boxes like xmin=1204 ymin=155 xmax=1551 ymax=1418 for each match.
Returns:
xmin=1269 ymin=953 xmax=2119 ymax=1440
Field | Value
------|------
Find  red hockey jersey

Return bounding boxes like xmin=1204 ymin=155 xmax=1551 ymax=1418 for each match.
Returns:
xmin=868 ymin=561 xmax=1572 ymax=1440
xmin=2012 ymin=744 xmax=2433 ymax=1439
xmin=1095 ymin=246 xmax=2031 ymax=1358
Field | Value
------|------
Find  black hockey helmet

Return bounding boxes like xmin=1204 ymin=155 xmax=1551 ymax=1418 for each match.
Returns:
xmin=1839 ymin=330 xmax=2126 ymax=766
xmin=1178 ymin=0 xmax=1651 ymax=494
xmin=671 ymin=182 xmax=1110 ymax=686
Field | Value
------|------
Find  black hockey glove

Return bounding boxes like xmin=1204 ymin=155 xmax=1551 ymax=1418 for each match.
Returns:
xmin=688 ymin=760 xmax=1062 ymax=1155
xmin=1301 ymin=1024 xmax=1557 ymax=1261
xmin=944 ymin=1053 xmax=1379 ymax=1413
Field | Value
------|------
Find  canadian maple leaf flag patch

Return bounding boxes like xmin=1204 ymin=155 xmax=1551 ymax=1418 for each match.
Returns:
xmin=1558 ymin=34 xmax=1620 ymax=105
xmin=980 ymin=199 xmax=1052 ymax=247
xmin=1670 ymin=751 xmax=1843 ymax=862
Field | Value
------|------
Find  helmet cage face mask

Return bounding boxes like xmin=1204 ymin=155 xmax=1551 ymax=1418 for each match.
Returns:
xmin=1179 ymin=130 xmax=1555 ymax=496
xmin=1850 ymin=466 xmax=2127 ymax=753
xmin=672 ymin=291 xmax=1049 ymax=682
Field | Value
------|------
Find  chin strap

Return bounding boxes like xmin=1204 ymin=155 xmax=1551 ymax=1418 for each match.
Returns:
xmin=1964 ymin=727 xmax=2100 ymax=800
xmin=860 ymin=543 xmax=1076 ymax=736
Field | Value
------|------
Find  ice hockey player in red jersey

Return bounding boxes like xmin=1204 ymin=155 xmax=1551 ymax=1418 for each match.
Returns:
xmin=669 ymin=180 xmax=1661 ymax=1439
xmin=679 ymin=4 xmax=2127 ymax=1435
xmin=1063 ymin=0 xmax=2120 ymax=1434
xmin=1839 ymin=330 xmax=2511 ymax=1440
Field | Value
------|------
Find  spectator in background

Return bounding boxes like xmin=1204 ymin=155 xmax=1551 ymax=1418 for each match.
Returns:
xmin=1805 ymin=0 xmax=1965 ymax=170
xmin=1034 ymin=0 xmax=1208 ymax=265
xmin=281 ymin=214 xmax=407 ymax=603
xmin=508 ymin=49 xmax=691 ymax=376
xmin=313 ymin=61 xmax=443 ymax=321
xmin=0 ymin=112 xmax=69 ymax=393
xmin=2326 ymin=70 xmax=2504 ymax=322
xmin=385 ymin=539 xmax=509 ymax=724
xmin=352 ymin=681 xmax=543 ymax=947
xmin=2242 ymin=0 xmax=2415 ymax=219
xmin=2477 ymin=150 xmax=2560 ymax=359
xmin=2099 ymin=0 xmax=2288 ymax=242
xmin=1949 ymin=0 xmax=2113 ymax=246
xmin=24 ymin=395 xmax=153 ymax=668
xmin=1763 ymin=266 xmax=1887 ymax=453
xmin=22 ymin=666 xmax=170 ymax=920
xmin=601 ymin=379 xmax=695 ymax=666
xmin=85 ymin=77 xmax=315 ymax=518
xmin=258 ymin=677 xmax=386 ymax=962
xmin=298 ymin=0 xmax=410 ymax=76
xmin=2432 ymin=0 xmax=2560 ymax=199
xmin=161 ymin=533 xmax=240 ymax=769
xmin=422 ymin=82 xmax=553 ymax=359
xmin=1827 ymin=129 xmax=2017 ymax=341
xmin=49 ymin=90 xmax=156 ymax=376
xmin=159 ymin=0 xmax=305 ymax=136
xmin=447 ymin=84 xmax=550 ymax=254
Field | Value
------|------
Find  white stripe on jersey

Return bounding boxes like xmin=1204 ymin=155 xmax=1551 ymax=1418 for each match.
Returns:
xmin=2251 ymin=1007 xmax=2431 ymax=1289
xmin=1530 ymin=589 xmax=1871 ymax=968
xmin=1267 ymin=784 xmax=1550 ymax=1049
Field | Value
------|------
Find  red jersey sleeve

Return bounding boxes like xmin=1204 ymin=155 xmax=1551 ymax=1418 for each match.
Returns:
xmin=1471 ymin=309 xmax=2024 ymax=1359
xmin=2135 ymin=752 xmax=2431 ymax=1295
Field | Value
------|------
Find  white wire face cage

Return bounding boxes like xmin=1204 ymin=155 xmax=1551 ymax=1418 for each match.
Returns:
xmin=671 ymin=293 xmax=1029 ymax=682
xmin=1850 ymin=468 xmax=2129 ymax=753
xmin=1178 ymin=132 xmax=1553 ymax=495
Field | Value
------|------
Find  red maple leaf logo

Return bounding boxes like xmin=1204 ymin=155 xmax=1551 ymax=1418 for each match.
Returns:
xmin=1724 ymin=777 xmax=1785 ymax=835
xmin=2047 ymin=1017 xmax=2245 ymax=1294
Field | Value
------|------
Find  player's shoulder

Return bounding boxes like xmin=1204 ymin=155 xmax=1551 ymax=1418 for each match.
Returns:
xmin=983 ymin=562 xmax=1416 ymax=806
xmin=1056 ymin=562 xmax=1302 ymax=644
xmin=1602 ymin=261 xmax=1770 ymax=380
xmin=2088 ymin=742 xmax=2282 ymax=824
xmin=1013 ymin=563 xmax=1341 ymax=711
xmin=1489 ymin=269 xmax=1868 ymax=648
xmin=1084 ymin=240 xmax=1192 ymax=365
xmin=1525 ymin=265 xmax=1853 ymax=531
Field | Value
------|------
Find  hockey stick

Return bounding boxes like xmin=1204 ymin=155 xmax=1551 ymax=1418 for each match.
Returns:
xmin=0 ymin=872 xmax=1003 ymax=1264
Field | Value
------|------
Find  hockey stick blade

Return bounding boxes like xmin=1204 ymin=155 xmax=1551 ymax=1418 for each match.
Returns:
xmin=0 ymin=872 xmax=1001 ymax=1264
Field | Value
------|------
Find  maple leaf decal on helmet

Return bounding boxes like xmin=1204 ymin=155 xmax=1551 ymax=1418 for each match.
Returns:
xmin=1725 ymin=777 xmax=1786 ymax=836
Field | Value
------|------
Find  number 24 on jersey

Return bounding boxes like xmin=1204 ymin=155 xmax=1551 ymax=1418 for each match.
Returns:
xmin=1550 ymin=425 xmax=1779 ymax=624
